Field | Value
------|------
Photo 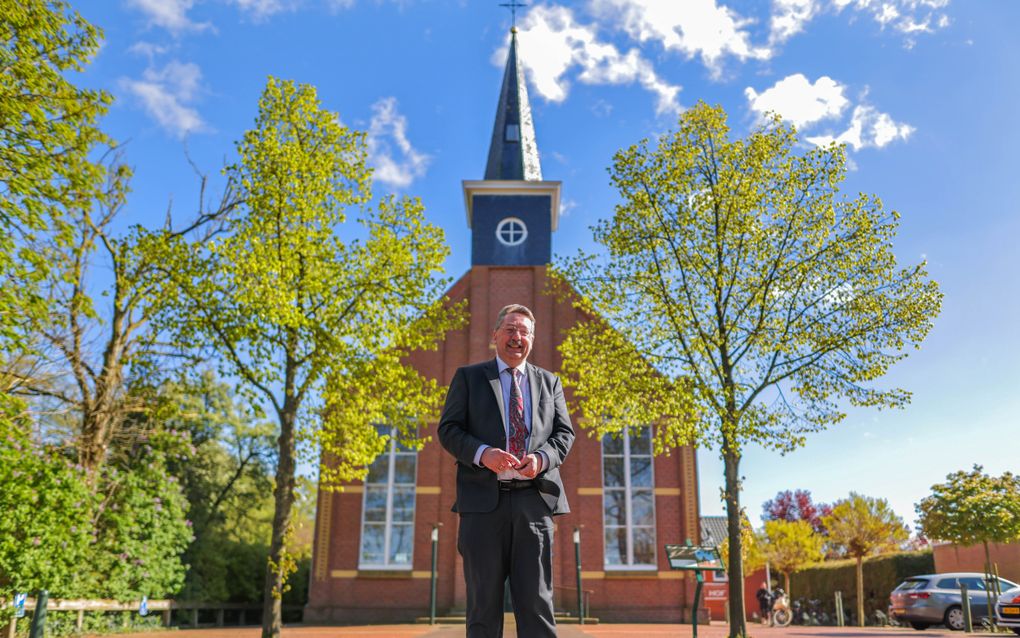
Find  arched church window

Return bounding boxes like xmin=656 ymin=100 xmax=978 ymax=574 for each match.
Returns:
xmin=496 ymin=217 xmax=527 ymax=247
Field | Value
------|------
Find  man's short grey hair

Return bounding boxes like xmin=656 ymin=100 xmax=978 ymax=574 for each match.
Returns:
xmin=494 ymin=304 xmax=536 ymax=332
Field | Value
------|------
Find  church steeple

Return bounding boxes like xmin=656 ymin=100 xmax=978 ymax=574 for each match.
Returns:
xmin=463 ymin=27 xmax=561 ymax=267
xmin=484 ymin=27 xmax=542 ymax=181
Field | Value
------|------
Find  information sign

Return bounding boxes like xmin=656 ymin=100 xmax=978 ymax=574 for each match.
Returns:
xmin=664 ymin=544 xmax=723 ymax=571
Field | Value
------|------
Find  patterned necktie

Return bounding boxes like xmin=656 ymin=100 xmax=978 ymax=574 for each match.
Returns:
xmin=507 ymin=368 xmax=527 ymax=459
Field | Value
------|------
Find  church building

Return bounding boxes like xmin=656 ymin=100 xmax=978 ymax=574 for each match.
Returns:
xmin=306 ymin=27 xmax=704 ymax=625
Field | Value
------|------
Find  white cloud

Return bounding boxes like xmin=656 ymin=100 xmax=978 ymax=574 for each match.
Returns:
xmin=366 ymin=97 xmax=430 ymax=190
xmin=775 ymin=0 xmax=952 ymax=44
xmin=127 ymin=41 xmax=169 ymax=60
xmin=770 ymin=0 xmax=820 ymax=43
xmin=120 ymin=61 xmax=207 ymax=138
xmin=230 ymin=0 xmax=299 ymax=21
xmin=589 ymin=0 xmax=771 ymax=78
xmin=806 ymin=104 xmax=914 ymax=150
xmin=125 ymin=0 xmax=212 ymax=34
xmin=747 ymin=75 xmax=913 ymax=152
xmin=745 ymin=74 xmax=849 ymax=128
xmin=325 ymin=0 xmax=356 ymax=10
xmin=515 ymin=5 xmax=681 ymax=115
xmin=559 ymin=198 xmax=578 ymax=217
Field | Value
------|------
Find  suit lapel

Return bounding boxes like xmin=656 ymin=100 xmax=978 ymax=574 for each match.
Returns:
xmin=486 ymin=359 xmax=507 ymax=433
xmin=527 ymin=363 xmax=542 ymax=452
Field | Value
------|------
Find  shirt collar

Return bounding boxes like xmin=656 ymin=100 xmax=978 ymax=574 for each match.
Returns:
xmin=496 ymin=356 xmax=527 ymax=376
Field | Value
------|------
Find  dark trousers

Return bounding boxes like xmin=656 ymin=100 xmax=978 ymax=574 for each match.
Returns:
xmin=457 ymin=485 xmax=556 ymax=638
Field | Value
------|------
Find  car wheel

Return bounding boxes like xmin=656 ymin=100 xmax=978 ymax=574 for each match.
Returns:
xmin=944 ymin=606 xmax=965 ymax=631
xmin=910 ymin=621 xmax=931 ymax=630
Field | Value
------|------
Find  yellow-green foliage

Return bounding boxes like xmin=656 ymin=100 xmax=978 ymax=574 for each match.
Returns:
xmin=916 ymin=465 xmax=1020 ymax=548
xmin=825 ymin=492 xmax=909 ymax=625
xmin=761 ymin=519 xmax=825 ymax=595
xmin=0 ymin=0 xmax=111 ymax=349
xmin=719 ymin=514 xmax=765 ymax=573
xmin=826 ymin=493 xmax=909 ymax=559
xmin=553 ymin=101 xmax=940 ymax=636
xmin=150 ymin=77 xmax=464 ymax=625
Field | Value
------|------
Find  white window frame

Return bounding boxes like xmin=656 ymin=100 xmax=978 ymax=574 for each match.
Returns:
xmin=495 ymin=217 xmax=528 ymax=246
xmin=601 ymin=426 xmax=657 ymax=570
xmin=358 ymin=427 xmax=417 ymax=570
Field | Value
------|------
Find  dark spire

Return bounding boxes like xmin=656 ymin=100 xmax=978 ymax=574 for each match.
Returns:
xmin=484 ymin=28 xmax=542 ymax=181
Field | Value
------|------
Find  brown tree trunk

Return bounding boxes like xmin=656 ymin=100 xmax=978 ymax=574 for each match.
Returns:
xmin=855 ymin=555 xmax=864 ymax=627
xmin=723 ymin=445 xmax=746 ymax=638
xmin=784 ymin=572 xmax=791 ymax=599
xmin=261 ymin=398 xmax=298 ymax=638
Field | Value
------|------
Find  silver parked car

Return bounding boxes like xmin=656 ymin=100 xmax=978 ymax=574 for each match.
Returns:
xmin=994 ymin=585 xmax=1020 ymax=635
xmin=889 ymin=572 xmax=1018 ymax=630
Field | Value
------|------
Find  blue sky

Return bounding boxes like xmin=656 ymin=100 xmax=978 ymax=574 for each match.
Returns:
xmin=72 ymin=0 xmax=1019 ymax=530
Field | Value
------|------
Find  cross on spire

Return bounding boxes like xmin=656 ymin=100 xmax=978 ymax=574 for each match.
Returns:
xmin=499 ymin=1 xmax=527 ymax=29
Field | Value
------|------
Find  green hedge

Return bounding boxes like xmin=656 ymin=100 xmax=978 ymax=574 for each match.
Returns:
xmin=788 ymin=550 xmax=934 ymax=624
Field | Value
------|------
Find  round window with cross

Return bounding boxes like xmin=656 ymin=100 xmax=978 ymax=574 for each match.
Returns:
xmin=496 ymin=217 xmax=528 ymax=247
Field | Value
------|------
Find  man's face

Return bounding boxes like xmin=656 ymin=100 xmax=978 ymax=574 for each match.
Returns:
xmin=493 ymin=312 xmax=534 ymax=367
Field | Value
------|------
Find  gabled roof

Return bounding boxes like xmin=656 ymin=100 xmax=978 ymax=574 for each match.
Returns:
xmin=701 ymin=515 xmax=728 ymax=548
xmin=484 ymin=28 xmax=542 ymax=181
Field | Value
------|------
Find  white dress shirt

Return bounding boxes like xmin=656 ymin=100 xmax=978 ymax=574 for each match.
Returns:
xmin=474 ymin=356 xmax=546 ymax=478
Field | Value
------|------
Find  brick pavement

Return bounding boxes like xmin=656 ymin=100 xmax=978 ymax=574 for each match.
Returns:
xmin=88 ymin=624 xmax=973 ymax=638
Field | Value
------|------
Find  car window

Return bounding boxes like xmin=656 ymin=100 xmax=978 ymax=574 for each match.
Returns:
xmin=997 ymin=579 xmax=1018 ymax=590
xmin=959 ymin=577 xmax=986 ymax=591
xmin=937 ymin=578 xmax=959 ymax=589
xmin=896 ymin=579 xmax=930 ymax=591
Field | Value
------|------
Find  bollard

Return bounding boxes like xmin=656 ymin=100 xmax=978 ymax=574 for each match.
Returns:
xmin=573 ymin=527 xmax=583 ymax=624
xmin=960 ymin=583 xmax=972 ymax=633
xmin=28 ymin=590 xmax=47 ymax=638
xmin=835 ymin=591 xmax=845 ymax=627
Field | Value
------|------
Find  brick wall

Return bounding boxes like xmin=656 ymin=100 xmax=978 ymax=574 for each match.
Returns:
xmin=306 ymin=266 xmax=703 ymax=623
xmin=933 ymin=542 xmax=1020 ymax=583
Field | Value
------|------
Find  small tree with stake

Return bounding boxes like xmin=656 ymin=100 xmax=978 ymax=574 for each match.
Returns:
xmin=916 ymin=465 xmax=1020 ymax=623
xmin=760 ymin=519 xmax=824 ymax=598
xmin=824 ymin=493 xmax=908 ymax=626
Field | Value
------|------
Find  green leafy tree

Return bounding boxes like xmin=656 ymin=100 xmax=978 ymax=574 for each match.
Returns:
xmin=157 ymin=372 xmax=277 ymax=602
xmin=87 ymin=426 xmax=194 ymax=600
xmin=824 ymin=493 xmax=908 ymax=626
xmin=6 ymin=160 xmax=238 ymax=478
xmin=0 ymin=0 xmax=110 ymax=354
xmin=0 ymin=420 xmax=94 ymax=619
xmin=553 ymin=102 xmax=941 ymax=636
xmin=916 ymin=465 xmax=1020 ymax=615
xmin=760 ymin=519 xmax=824 ymax=597
xmin=154 ymin=77 xmax=463 ymax=638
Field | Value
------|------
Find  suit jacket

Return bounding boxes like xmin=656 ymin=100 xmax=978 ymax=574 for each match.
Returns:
xmin=438 ymin=359 xmax=575 ymax=515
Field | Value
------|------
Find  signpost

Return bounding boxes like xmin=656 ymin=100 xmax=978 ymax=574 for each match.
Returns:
xmin=665 ymin=542 xmax=723 ymax=638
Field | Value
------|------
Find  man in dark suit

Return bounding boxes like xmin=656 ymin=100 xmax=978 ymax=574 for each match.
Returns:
xmin=438 ymin=304 xmax=575 ymax=638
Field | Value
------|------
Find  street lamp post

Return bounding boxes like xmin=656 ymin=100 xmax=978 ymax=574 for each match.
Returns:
xmin=429 ymin=523 xmax=441 ymax=625
xmin=573 ymin=527 xmax=584 ymax=624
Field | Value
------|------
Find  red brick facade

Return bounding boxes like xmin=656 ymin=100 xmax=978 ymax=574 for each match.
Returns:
xmin=305 ymin=265 xmax=704 ymax=623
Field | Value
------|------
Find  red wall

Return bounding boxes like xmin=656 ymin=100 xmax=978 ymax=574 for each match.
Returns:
xmin=934 ymin=542 xmax=1020 ymax=584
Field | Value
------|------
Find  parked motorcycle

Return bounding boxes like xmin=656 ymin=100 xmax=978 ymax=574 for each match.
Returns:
xmin=772 ymin=588 xmax=793 ymax=627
